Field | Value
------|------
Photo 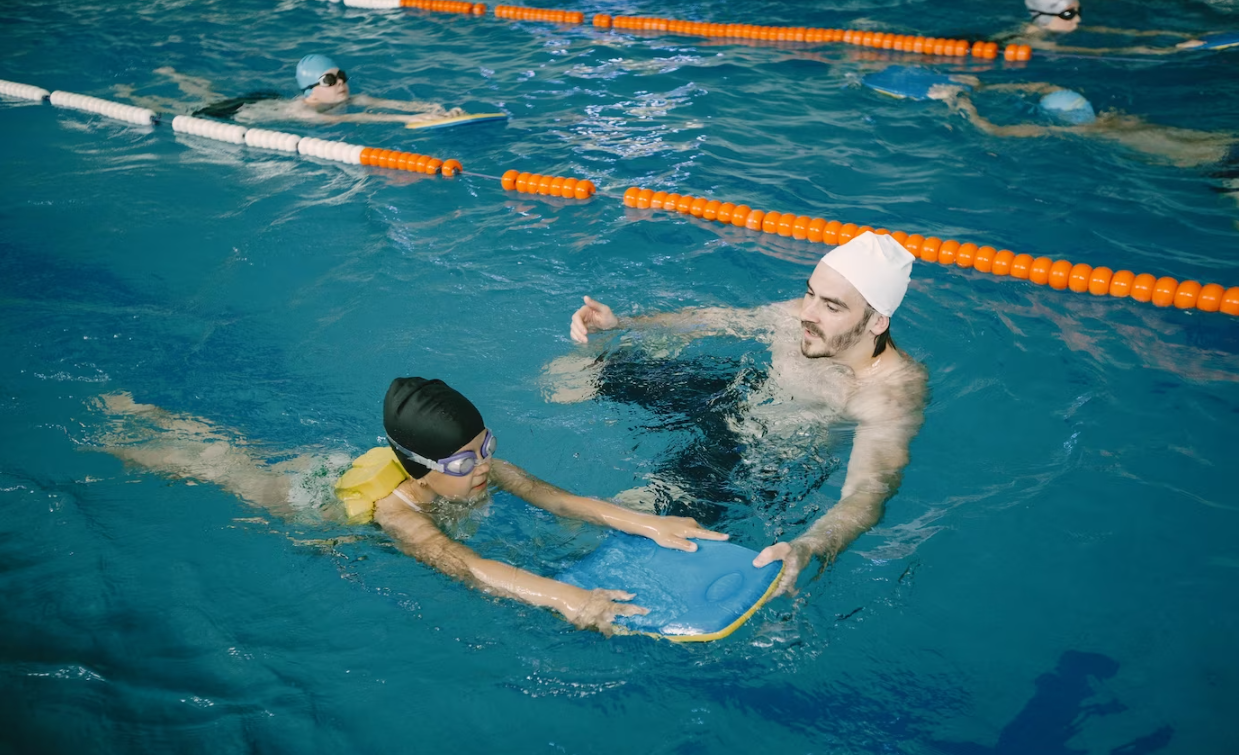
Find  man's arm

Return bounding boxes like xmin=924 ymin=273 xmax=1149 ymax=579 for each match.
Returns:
xmin=489 ymin=459 xmax=727 ymax=551
xmin=373 ymin=495 xmax=646 ymax=633
xmin=569 ymin=295 xmax=788 ymax=345
xmin=754 ymin=367 xmax=927 ymax=595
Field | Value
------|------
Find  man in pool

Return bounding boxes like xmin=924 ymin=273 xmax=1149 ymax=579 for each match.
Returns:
xmin=1005 ymin=0 xmax=1205 ymax=54
xmin=189 ymin=53 xmax=465 ymax=125
xmin=95 ymin=377 xmax=725 ymax=635
xmin=556 ymin=232 xmax=928 ymax=598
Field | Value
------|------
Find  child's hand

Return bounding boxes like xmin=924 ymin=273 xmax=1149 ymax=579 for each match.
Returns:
xmin=634 ymin=514 xmax=728 ymax=552
xmin=562 ymin=588 xmax=648 ymax=635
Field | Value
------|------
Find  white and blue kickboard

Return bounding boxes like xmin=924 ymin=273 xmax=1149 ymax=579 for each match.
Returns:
xmin=558 ymin=534 xmax=783 ymax=642
xmin=405 ymin=112 xmax=509 ymax=130
xmin=862 ymin=65 xmax=968 ymax=101
xmin=1193 ymin=31 xmax=1239 ymax=51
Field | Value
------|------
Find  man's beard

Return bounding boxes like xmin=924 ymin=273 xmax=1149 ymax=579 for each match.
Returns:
xmin=800 ymin=314 xmax=870 ymax=359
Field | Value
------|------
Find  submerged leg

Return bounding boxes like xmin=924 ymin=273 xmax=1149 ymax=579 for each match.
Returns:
xmin=92 ymin=392 xmax=298 ymax=517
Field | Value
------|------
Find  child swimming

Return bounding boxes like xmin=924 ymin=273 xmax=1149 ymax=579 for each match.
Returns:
xmin=94 ymin=378 xmax=726 ymax=635
xmin=162 ymin=54 xmax=466 ymax=125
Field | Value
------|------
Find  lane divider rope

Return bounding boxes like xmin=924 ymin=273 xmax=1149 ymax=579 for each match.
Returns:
xmin=332 ymin=1 xmax=1034 ymax=60
xmin=7 ymin=79 xmax=1233 ymax=315
xmin=0 ymin=79 xmax=50 ymax=101
xmin=620 ymin=185 xmax=1239 ymax=315
xmin=49 ymin=90 xmax=157 ymax=126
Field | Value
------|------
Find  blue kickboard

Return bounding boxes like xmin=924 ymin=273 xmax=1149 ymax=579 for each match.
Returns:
xmin=1194 ymin=31 xmax=1239 ymax=50
xmin=558 ymin=534 xmax=782 ymax=641
xmin=862 ymin=65 xmax=968 ymax=101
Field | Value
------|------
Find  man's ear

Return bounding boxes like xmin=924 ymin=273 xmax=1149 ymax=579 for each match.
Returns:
xmin=868 ymin=312 xmax=890 ymax=336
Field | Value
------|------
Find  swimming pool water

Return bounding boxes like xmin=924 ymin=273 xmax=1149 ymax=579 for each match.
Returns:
xmin=2 ymin=0 xmax=1238 ymax=752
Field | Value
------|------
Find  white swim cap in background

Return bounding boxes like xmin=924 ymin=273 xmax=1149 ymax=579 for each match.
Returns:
xmin=819 ymin=232 xmax=915 ymax=317
xmin=1039 ymin=89 xmax=1097 ymax=125
xmin=1025 ymin=0 xmax=1078 ymax=25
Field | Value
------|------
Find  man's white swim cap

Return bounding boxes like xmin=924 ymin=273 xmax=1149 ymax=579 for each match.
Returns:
xmin=819 ymin=232 xmax=915 ymax=317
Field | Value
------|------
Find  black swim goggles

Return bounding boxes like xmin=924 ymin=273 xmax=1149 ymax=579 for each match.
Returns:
xmin=1030 ymin=7 xmax=1080 ymax=21
xmin=387 ymin=430 xmax=496 ymax=476
xmin=305 ymin=70 xmax=348 ymax=92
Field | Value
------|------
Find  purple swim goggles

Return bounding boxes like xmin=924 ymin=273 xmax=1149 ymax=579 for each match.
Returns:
xmin=387 ymin=430 xmax=496 ymax=476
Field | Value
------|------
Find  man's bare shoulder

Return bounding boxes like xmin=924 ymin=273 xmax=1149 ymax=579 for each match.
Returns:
xmin=849 ymin=350 xmax=928 ymax=425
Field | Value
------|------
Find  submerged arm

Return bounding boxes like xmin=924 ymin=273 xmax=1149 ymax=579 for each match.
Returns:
xmin=1081 ymin=26 xmax=1194 ymax=38
xmin=348 ymin=94 xmax=455 ymax=114
xmin=489 ymin=460 xmax=726 ymax=551
xmin=316 ymin=111 xmax=453 ymax=125
xmin=1032 ymin=37 xmax=1193 ymax=55
xmin=755 ymin=369 xmax=927 ymax=595
xmin=947 ymin=91 xmax=1056 ymax=139
xmin=978 ymin=81 xmax=1064 ymax=95
xmin=373 ymin=494 xmax=646 ymax=633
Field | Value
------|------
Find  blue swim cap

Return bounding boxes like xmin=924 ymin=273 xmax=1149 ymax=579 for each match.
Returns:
xmin=296 ymin=54 xmax=339 ymax=93
xmin=1039 ymin=89 xmax=1096 ymax=125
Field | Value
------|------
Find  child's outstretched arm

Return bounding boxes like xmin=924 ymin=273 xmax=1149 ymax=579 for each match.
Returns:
xmin=373 ymin=493 xmax=646 ymax=634
xmin=489 ymin=459 xmax=728 ymax=551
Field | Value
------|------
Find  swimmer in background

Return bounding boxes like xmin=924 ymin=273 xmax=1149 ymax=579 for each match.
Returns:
xmin=93 ymin=377 xmax=725 ymax=635
xmin=553 ymin=233 xmax=929 ymax=598
xmin=126 ymin=54 xmax=465 ymax=126
xmin=192 ymin=54 xmax=465 ymax=125
xmin=928 ymin=77 xmax=1236 ymax=170
xmin=1004 ymin=0 xmax=1206 ymax=54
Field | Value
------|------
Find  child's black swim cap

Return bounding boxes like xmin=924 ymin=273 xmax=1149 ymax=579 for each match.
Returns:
xmin=383 ymin=377 xmax=485 ymax=479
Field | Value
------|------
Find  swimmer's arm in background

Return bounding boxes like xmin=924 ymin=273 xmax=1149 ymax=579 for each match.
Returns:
xmin=489 ymin=459 xmax=727 ymax=551
xmin=569 ymin=296 xmax=780 ymax=345
xmin=373 ymin=493 xmax=647 ymax=634
xmin=315 ymin=111 xmax=462 ymax=125
xmin=1081 ymin=26 xmax=1197 ymax=39
xmin=754 ymin=367 xmax=927 ymax=596
xmin=348 ymin=94 xmax=457 ymax=115
xmin=974 ymin=81 xmax=1063 ymax=95
xmin=931 ymin=86 xmax=1056 ymax=139
xmin=1034 ymin=39 xmax=1198 ymax=55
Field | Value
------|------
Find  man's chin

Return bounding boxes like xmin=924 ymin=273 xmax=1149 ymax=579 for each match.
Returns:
xmin=800 ymin=340 xmax=831 ymax=359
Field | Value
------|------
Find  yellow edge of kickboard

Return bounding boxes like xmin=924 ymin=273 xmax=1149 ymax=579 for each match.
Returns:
xmin=642 ymin=562 xmax=786 ymax=644
xmin=405 ymin=112 xmax=509 ymax=129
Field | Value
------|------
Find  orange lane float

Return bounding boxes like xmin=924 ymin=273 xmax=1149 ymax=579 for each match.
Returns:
xmin=599 ymin=18 xmax=1006 ymax=58
xmin=359 ymin=147 xmax=452 ymax=175
xmin=400 ymin=0 xmax=478 ymax=13
xmin=503 ymin=169 xmax=595 ymax=199
xmin=619 ymin=185 xmax=1235 ymax=315
xmin=493 ymin=5 xmax=584 ymax=23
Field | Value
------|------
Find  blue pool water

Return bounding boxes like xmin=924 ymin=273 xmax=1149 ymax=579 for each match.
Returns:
xmin=2 ymin=0 xmax=1238 ymax=752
